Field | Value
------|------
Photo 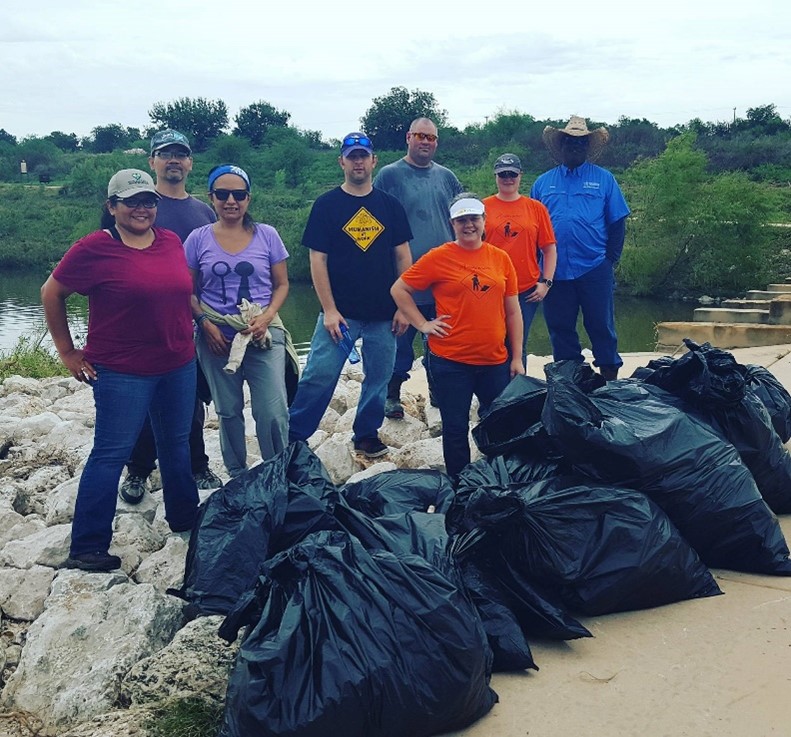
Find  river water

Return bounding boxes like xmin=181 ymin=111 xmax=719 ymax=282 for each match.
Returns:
xmin=0 ymin=270 xmax=694 ymax=359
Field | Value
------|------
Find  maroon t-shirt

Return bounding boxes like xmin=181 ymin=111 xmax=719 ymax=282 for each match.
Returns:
xmin=53 ymin=228 xmax=195 ymax=375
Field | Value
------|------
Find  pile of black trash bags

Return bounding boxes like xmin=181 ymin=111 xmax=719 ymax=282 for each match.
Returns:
xmin=175 ymin=340 xmax=791 ymax=737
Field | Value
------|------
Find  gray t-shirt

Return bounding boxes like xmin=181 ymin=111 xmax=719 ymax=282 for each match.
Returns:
xmin=374 ymin=159 xmax=463 ymax=304
xmin=155 ymin=194 xmax=216 ymax=243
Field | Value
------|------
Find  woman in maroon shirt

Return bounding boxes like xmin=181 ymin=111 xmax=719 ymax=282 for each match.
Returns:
xmin=41 ymin=169 xmax=199 ymax=571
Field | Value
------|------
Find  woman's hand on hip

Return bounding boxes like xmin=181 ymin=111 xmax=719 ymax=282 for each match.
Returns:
xmin=202 ymin=321 xmax=231 ymax=356
xmin=61 ymin=348 xmax=96 ymax=383
xmin=419 ymin=315 xmax=452 ymax=338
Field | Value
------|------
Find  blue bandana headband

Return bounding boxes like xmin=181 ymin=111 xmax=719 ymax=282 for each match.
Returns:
xmin=207 ymin=164 xmax=251 ymax=192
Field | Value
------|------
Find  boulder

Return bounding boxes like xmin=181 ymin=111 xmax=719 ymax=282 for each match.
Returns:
xmin=390 ymin=437 xmax=445 ymax=471
xmin=0 ymin=565 xmax=55 ymax=620
xmin=133 ymin=536 xmax=188 ymax=594
xmin=0 ymin=523 xmax=70 ymax=569
xmin=314 ymin=432 xmax=359 ymax=484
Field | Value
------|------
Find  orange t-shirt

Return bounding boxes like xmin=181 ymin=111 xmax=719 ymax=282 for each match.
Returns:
xmin=482 ymin=195 xmax=556 ymax=292
xmin=400 ymin=241 xmax=518 ymax=365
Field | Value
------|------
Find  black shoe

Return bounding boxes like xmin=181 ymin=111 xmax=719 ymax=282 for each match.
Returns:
xmin=428 ymin=387 xmax=439 ymax=408
xmin=353 ymin=436 xmax=389 ymax=459
xmin=64 ymin=551 xmax=122 ymax=572
xmin=119 ymin=474 xmax=148 ymax=504
xmin=194 ymin=468 xmax=223 ymax=490
xmin=384 ymin=396 xmax=404 ymax=419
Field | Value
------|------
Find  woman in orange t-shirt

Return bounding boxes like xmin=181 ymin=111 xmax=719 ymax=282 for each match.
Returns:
xmin=391 ymin=193 xmax=523 ymax=479
xmin=483 ymin=153 xmax=557 ymax=368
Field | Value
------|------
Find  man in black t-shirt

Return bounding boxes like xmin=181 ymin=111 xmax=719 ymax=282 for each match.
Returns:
xmin=288 ymin=132 xmax=413 ymax=458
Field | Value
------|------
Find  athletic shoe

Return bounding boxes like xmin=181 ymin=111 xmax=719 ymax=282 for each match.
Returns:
xmin=64 ymin=551 xmax=122 ymax=572
xmin=384 ymin=396 xmax=405 ymax=419
xmin=353 ymin=436 xmax=389 ymax=459
xmin=193 ymin=469 xmax=223 ymax=490
xmin=119 ymin=474 xmax=148 ymax=504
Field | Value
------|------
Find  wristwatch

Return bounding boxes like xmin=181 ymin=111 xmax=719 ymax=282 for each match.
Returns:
xmin=538 ymin=278 xmax=553 ymax=288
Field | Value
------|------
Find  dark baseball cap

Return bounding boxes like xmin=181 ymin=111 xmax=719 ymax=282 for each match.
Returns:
xmin=494 ymin=153 xmax=522 ymax=174
xmin=341 ymin=132 xmax=374 ymax=157
xmin=150 ymin=129 xmax=192 ymax=155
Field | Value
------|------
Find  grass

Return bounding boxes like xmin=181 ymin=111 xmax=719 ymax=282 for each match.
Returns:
xmin=145 ymin=697 xmax=224 ymax=737
xmin=0 ymin=332 xmax=68 ymax=382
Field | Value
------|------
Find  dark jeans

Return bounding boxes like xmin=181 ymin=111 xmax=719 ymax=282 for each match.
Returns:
xmin=542 ymin=259 xmax=623 ymax=371
xmin=126 ymin=363 xmax=211 ymax=477
xmin=428 ymin=353 xmax=510 ymax=479
xmin=71 ymin=360 xmax=199 ymax=556
xmin=392 ymin=303 xmax=436 ymax=382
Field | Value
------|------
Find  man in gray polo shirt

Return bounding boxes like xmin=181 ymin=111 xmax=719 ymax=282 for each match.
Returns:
xmin=374 ymin=117 xmax=463 ymax=418
xmin=119 ymin=129 xmax=222 ymax=503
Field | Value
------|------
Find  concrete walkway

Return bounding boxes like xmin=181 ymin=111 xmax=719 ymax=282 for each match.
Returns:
xmin=404 ymin=345 xmax=791 ymax=737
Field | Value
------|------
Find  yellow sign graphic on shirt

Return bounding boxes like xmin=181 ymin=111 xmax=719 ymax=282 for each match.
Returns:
xmin=343 ymin=208 xmax=385 ymax=251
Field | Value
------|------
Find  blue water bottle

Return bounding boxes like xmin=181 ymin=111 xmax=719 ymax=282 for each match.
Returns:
xmin=338 ymin=324 xmax=361 ymax=364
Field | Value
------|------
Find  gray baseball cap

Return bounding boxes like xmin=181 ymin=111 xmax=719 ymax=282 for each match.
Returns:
xmin=107 ymin=169 xmax=159 ymax=199
xmin=494 ymin=153 xmax=522 ymax=174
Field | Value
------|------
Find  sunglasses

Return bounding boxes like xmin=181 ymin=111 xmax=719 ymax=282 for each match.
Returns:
xmin=496 ymin=171 xmax=520 ymax=179
xmin=154 ymin=150 xmax=190 ymax=160
xmin=342 ymin=135 xmax=372 ymax=149
xmin=410 ymin=132 xmax=438 ymax=142
xmin=211 ymin=189 xmax=249 ymax=201
xmin=116 ymin=197 xmax=158 ymax=209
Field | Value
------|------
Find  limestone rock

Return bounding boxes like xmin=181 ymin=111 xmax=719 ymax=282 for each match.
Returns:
xmin=306 ymin=429 xmax=328 ymax=450
xmin=10 ymin=412 xmax=61 ymax=439
xmin=0 ymin=376 xmax=43 ymax=397
xmin=318 ymin=406 xmax=341 ymax=434
xmin=121 ymin=615 xmax=238 ymax=706
xmin=380 ymin=413 xmax=429 ymax=449
xmin=314 ymin=432 xmax=359 ymax=484
xmin=424 ymin=404 xmax=443 ymax=438
xmin=0 ymin=509 xmax=25 ymax=548
xmin=13 ymin=465 xmax=72 ymax=516
xmin=0 ymin=565 xmax=55 ymax=620
xmin=2 ymin=575 xmax=184 ymax=729
xmin=391 ymin=437 xmax=445 ymax=471
xmin=0 ymin=523 xmax=70 ymax=569
xmin=133 ymin=536 xmax=188 ymax=594
xmin=345 ymin=461 xmax=398 ymax=484
xmin=58 ymin=707 xmax=156 ymax=737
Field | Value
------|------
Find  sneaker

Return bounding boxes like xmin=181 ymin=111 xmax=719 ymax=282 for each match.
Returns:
xmin=384 ymin=396 xmax=404 ymax=419
xmin=353 ymin=436 xmax=389 ymax=459
xmin=64 ymin=551 xmax=122 ymax=572
xmin=193 ymin=468 xmax=223 ymax=490
xmin=119 ymin=474 xmax=148 ymax=505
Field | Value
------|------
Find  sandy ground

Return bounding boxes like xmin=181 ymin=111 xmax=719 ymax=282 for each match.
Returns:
xmin=404 ymin=345 xmax=791 ymax=737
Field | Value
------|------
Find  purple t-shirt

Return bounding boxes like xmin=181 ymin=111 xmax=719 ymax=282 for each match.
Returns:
xmin=184 ymin=223 xmax=289 ymax=338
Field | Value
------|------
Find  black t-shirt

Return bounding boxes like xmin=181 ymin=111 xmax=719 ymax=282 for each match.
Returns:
xmin=302 ymin=186 xmax=412 ymax=321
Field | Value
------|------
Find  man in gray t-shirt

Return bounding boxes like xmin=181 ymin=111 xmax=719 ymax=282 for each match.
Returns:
xmin=374 ymin=117 xmax=462 ymax=417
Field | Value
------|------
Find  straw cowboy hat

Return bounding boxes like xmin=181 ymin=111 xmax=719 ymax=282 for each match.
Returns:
xmin=543 ymin=116 xmax=610 ymax=162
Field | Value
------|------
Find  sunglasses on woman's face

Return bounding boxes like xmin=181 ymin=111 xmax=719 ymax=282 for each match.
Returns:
xmin=496 ymin=171 xmax=519 ymax=179
xmin=211 ymin=189 xmax=249 ymax=201
xmin=117 ymin=197 xmax=158 ymax=209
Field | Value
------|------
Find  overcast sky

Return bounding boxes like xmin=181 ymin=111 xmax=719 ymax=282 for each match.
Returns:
xmin=1 ymin=0 xmax=788 ymax=142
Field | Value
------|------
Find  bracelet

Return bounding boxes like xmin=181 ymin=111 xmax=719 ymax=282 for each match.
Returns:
xmin=195 ymin=313 xmax=209 ymax=327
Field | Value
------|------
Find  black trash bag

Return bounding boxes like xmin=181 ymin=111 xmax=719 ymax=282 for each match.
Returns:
xmin=542 ymin=367 xmax=791 ymax=575
xmin=744 ymin=364 xmax=791 ymax=443
xmin=639 ymin=345 xmax=791 ymax=513
xmin=219 ymin=530 xmax=497 ymax=737
xmin=178 ymin=442 xmax=340 ymax=615
xmin=341 ymin=468 xmax=455 ymax=516
xmin=450 ymin=460 xmax=591 ymax=642
xmin=454 ymin=478 xmax=722 ymax=615
xmin=472 ymin=374 xmax=550 ymax=456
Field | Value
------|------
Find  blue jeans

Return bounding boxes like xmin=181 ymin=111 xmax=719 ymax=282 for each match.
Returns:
xmin=392 ymin=303 xmax=436 ymax=381
xmin=70 ymin=360 xmax=199 ymax=556
xmin=428 ymin=353 xmax=511 ymax=479
xmin=289 ymin=315 xmax=396 ymax=442
xmin=197 ymin=327 xmax=288 ymax=478
xmin=517 ymin=286 xmax=541 ymax=367
xmin=542 ymin=259 xmax=622 ymax=370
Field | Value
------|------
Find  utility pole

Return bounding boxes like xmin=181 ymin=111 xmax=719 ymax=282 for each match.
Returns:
xmin=733 ymin=107 xmax=736 ymax=123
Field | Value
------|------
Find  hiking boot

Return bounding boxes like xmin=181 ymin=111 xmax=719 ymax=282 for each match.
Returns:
xmin=428 ymin=386 xmax=439 ymax=408
xmin=353 ymin=436 xmax=389 ymax=459
xmin=194 ymin=468 xmax=223 ymax=490
xmin=64 ymin=551 xmax=122 ymax=572
xmin=119 ymin=474 xmax=148 ymax=505
xmin=600 ymin=367 xmax=620 ymax=381
xmin=385 ymin=377 xmax=404 ymax=419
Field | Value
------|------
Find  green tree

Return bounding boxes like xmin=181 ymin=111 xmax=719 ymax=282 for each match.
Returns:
xmin=148 ymin=97 xmax=229 ymax=152
xmin=0 ymin=129 xmax=16 ymax=145
xmin=46 ymin=131 xmax=80 ymax=152
xmin=620 ymin=133 xmax=775 ymax=296
xmin=87 ymin=124 xmax=131 ymax=153
xmin=233 ymin=101 xmax=291 ymax=146
xmin=360 ymin=86 xmax=448 ymax=150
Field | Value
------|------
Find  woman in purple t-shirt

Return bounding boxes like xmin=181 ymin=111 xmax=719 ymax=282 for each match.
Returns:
xmin=185 ymin=164 xmax=290 ymax=478
xmin=41 ymin=169 xmax=199 ymax=572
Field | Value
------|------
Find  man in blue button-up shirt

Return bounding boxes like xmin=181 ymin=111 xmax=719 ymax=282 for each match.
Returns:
xmin=531 ymin=116 xmax=630 ymax=380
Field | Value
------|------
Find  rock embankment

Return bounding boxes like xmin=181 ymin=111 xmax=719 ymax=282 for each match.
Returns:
xmin=0 ymin=364 xmax=458 ymax=736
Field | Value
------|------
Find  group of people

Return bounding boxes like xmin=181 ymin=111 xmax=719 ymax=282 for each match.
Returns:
xmin=43 ymin=115 xmax=629 ymax=571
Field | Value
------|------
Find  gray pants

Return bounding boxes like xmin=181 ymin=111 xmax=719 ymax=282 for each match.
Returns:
xmin=196 ymin=327 xmax=288 ymax=477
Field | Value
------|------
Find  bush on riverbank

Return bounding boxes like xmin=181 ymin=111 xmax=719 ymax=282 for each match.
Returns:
xmin=0 ymin=334 xmax=68 ymax=382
